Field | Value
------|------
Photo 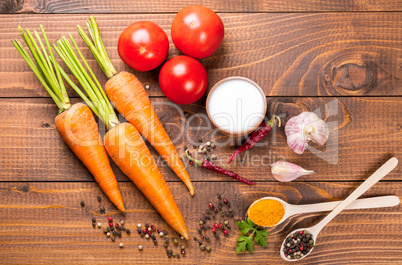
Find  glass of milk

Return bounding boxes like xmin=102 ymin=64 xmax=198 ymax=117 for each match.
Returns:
xmin=206 ymin=77 xmax=267 ymax=136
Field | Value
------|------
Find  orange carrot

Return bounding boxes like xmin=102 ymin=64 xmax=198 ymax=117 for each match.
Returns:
xmin=78 ymin=17 xmax=194 ymax=196
xmin=105 ymin=72 xmax=194 ymax=195
xmin=105 ymin=122 xmax=189 ymax=239
xmin=54 ymin=34 xmax=188 ymax=239
xmin=55 ymin=103 xmax=124 ymax=211
xmin=13 ymin=26 xmax=125 ymax=211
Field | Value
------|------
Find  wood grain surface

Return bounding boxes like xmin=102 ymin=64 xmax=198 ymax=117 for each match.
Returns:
xmin=0 ymin=2 xmax=401 ymax=265
xmin=0 ymin=181 xmax=400 ymax=265
xmin=1 ymin=13 xmax=401 ymax=97
xmin=0 ymin=97 xmax=400 ymax=182
xmin=1 ymin=0 xmax=402 ymax=13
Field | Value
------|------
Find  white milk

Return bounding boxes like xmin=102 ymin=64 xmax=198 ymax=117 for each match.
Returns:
xmin=207 ymin=79 xmax=266 ymax=134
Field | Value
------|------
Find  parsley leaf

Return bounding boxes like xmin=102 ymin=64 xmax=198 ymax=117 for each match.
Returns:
xmin=235 ymin=217 xmax=269 ymax=253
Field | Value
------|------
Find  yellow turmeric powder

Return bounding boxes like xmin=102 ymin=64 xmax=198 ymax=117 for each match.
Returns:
xmin=248 ymin=199 xmax=285 ymax=227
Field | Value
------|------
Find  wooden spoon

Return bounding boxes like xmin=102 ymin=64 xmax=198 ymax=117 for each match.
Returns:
xmin=247 ymin=195 xmax=400 ymax=227
xmin=280 ymin=157 xmax=398 ymax=261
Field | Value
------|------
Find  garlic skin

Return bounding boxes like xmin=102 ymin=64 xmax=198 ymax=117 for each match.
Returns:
xmin=285 ymin=112 xmax=329 ymax=154
xmin=271 ymin=161 xmax=314 ymax=182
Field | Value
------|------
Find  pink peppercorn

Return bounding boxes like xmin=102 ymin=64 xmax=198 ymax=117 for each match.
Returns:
xmin=108 ymin=217 xmax=113 ymax=222
xmin=299 ymin=231 xmax=303 ymax=235
xmin=213 ymin=223 xmax=219 ymax=228
xmin=201 ymin=235 xmax=204 ymax=239
xmin=219 ymin=223 xmax=224 ymax=229
xmin=142 ymin=229 xmax=147 ymax=234
xmin=151 ymin=225 xmax=156 ymax=231
xmin=223 ymin=230 xmax=228 ymax=235
xmin=115 ymin=223 xmax=119 ymax=229
xmin=208 ymin=203 xmax=214 ymax=209
xmin=147 ymin=230 xmax=152 ymax=235
xmin=211 ymin=227 xmax=216 ymax=233
xmin=109 ymin=223 xmax=113 ymax=227
xmin=223 ymin=199 xmax=228 ymax=204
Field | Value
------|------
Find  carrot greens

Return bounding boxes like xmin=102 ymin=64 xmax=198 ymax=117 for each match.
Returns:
xmin=53 ymin=34 xmax=119 ymax=130
xmin=77 ymin=16 xmax=117 ymax=79
xmin=12 ymin=26 xmax=71 ymax=113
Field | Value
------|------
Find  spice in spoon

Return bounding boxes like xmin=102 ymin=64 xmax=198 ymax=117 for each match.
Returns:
xmin=228 ymin=116 xmax=281 ymax=164
xmin=248 ymin=199 xmax=285 ymax=227
xmin=185 ymin=150 xmax=255 ymax=185
xmin=283 ymin=230 xmax=314 ymax=260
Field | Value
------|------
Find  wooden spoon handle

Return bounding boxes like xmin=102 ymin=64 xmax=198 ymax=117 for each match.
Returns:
xmin=288 ymin=195 xmax=400 ymax=216
xmin=310 ymin=157 xmax=398 ymax=235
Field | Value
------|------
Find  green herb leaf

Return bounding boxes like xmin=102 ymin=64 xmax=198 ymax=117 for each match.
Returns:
xmin=236 ymin=217 xmax=269 ymax=253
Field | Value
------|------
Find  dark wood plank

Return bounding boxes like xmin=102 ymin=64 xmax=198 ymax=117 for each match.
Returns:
xmin=1 ymin=13 xmax=401 ymax=97
xmin=0 ymin=181 xmax=400 ymax=264
xmin=0 ymin=97 xmax=400 ymax=182
xmin=2 ymin=0 xmax=402 ymax=13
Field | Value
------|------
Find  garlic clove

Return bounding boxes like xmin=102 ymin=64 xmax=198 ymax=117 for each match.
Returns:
xmin=271 ymin=161 xmax=314 ymax=182
xmin=285 ymin=112 xmax=329 ymax=154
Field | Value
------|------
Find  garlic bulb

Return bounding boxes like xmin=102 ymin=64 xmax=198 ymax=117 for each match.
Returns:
xmin=285 ymin=112 xmax=329 ymax=154
xmin=271 ymin=161 xmax=314 ymax=182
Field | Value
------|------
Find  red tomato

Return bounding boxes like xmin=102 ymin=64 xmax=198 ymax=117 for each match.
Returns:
xmin=171 ymin=5 xmax=224 ymax=58
xmin=118 ymin=21 xmax=169 ymax=72
xmin=159 ymin=56 xmax=208 ymax=105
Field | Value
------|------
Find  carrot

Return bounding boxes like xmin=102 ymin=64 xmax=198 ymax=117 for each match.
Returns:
xmin=54 ymin=34 xmax=189 ymax=239
xmin=55 ymin=103 xmax=124 ymax=211
xmin=105 ymin=122 xmax=188 ymax=239
xmin=77 ymin=17 xmax=194 ymax=196
xmin=13 ymin=26 xmax=125 ymax=211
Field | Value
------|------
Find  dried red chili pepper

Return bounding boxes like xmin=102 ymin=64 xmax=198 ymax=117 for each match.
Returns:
xmin=185 ymin=150 xmax=255 ymax=185
xmin=228 ymin=115 xmax=281 ymax=164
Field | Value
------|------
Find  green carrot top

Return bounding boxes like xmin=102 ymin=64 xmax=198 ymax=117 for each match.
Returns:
xmin=12 ymin=26 xmax=71 ymax=113
xmin=53 ymin=34 xmax=119 ymax=130
xmin=77 ymin=16 xmax=117 ymax=79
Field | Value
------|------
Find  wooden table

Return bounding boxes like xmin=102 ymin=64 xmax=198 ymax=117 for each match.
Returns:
xmin=1 ymin=1 xmax=401 ymax=264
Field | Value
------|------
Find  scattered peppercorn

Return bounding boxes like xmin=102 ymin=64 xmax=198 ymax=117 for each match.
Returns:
xmin=173 ymin=239 xmax=178 ymax=245
xmin=138 ymin=244 xmax=143 ymax=251
xmin=137 ymin=228 xmax=141 ymax=234
xmin=214 ymin=234 xmax=220 ymax=239
xmin=223 ymin=198 xmax=228 ymax=204
xmin=153 ymin=239 xmax=157 ymax=245
xmin=145 ymin=234 xmax=150 ymax=239
xmin=100 ymin=205 xmax=105 ymax=213
xmin=145 ymin=224 xmax=149 ymax=229
xmin=106 ymin=232 xmax=111 ymax=237
xmin=97 ymin=222 xmax=101 ymax=228
xmin=147 ymin=230 xmax=152 ymax=235
xmin=200 ymin=245 xmax=206 ymax=250
xmin=159 ymin=232 xmax=164 ymax=237
xmin=142 ymin=229 xmax=147 ymax=234
xmin=111 ymin=237 xmax=115 ymax=242
xmin=92 ymin=217 xmax=96 ymax=223
xmin=220 ymin=211 xmax=224 ymax=217
xmin=80 ymin=201 xmax=85 ymax=207
xmin=176 ymin=254 xmax=181 ymax=259
xmin=137 ymin=223 xmax=141 ymax=228
xmin=223 ymin=230 xmax=228 ymax=235
xmin=208 ymin=203 xmax=214 ymax=209
xmin=115 ymin=223 xmax=120 ymax=229
xmin=97 ymin=196 xmax=102 ymax=202
xmin=205 ymin=236 xmax=210 ymax=241
xmin=119 ymin=243 xmax=124 ymax=248
xmin=181 ymin=249 xmax=186 ymax=255
xmin=92 ymin=223 xmax=96 ymax=228
xmin=126 ymin=229 xmax=131 ymax=235
xmin=180 ymin=236 xmax=184 ymax=240
xmin=163 ymin=243 xmax=168 ymax=248
xmin=206 ymin=246 xmax=211 ymax=252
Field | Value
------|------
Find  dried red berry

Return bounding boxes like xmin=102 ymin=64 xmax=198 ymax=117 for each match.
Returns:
xmin=147 ymin=230 xmax=152 ymax=235
xmin=181 ymin=249 xmax=186 ymax=255
xmin=223 ymin=230 xmax=228 ymax=235
xmin=151 ymin=225 xmax=156 ymax=231
xmin=108 ymin=217 xmax=113 ymax=222
xmin=208 ymin=203 xmax=214 ymax=209
xmin=189 ymin=161 xmax=194 ymax=165
xmin=142 ymin=229 xmax=147 ymax=234
xmin=109 ymin=223 xmax=113 ymax=227
xmin=223 ymin=199 xmax=228 ymax=204
xmin=213 ymin=223 xmax=219 ymax=228
xmin=115 ymin=223 xmax=119 ymax=229
xmin=211 ymin=227 xmax=216 ymax=233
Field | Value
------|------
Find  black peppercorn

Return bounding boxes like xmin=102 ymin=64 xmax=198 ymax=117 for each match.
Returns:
xmin=217 ymin=194 xmax=221 ymax=199
xmin=145 ymin=224 xmax=149 ymax=229
xmin=80 ymin=201 xmax=85 ymax=207
xmin=111 ymin=237 xmax=115 ymax=242
xmin=92 ymin=217 xmax=96 ymax=223
xmin=214 ymin=234 xmax=219 ymax=239
xmin=197 ymin=228 xmax=202 ymax=234
xmin=97 ymin=196 xmax=101 ymax=202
